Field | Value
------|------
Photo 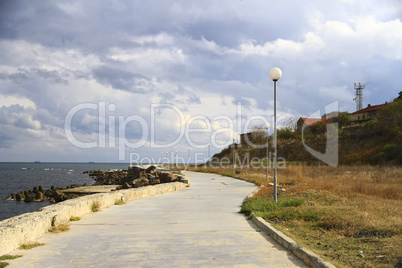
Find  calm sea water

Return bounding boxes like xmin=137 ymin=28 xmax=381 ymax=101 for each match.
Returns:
xmin=0 ymin=162 xmax=129 ymax=221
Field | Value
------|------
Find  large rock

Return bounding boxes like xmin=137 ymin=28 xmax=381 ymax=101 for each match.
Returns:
xmin=34 ymin=192 xmax=44 ymax=202
xmin=127 ymin=166 xmax=144 ymax=179
xmin=146 ymin=165 xmax=157 ymax=174
xmin=159 ymin=172 xmax=178 ymax=183
xmin=131 ymin=177 xmax=149 ymax=188
xmin=122 ymin=182 xmax=132 ymax=189
xmin=24 ymin=193 xmax=35 ymax=202
xmin=16 ymin=193 xmax=24 ymax=201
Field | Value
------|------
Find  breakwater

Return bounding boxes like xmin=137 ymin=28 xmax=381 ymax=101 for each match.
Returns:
xmin=0 ymin=162 xmax=128 ymax=221
xmin=0 ymin=181 xmax=188 ymax=255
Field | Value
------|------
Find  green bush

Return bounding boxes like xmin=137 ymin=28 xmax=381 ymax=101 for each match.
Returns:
xmin=363 ymin=119 xmax=379 ymax=129
xmin=277 ymin=128 xmax=296 ymax=139
xmin=382 ymin=144 xmax=402 ymax=160
xmin=372 ymin=152 xmax=387 ymax=164
xmin=382 ymin=144 xmax=402 ymax=164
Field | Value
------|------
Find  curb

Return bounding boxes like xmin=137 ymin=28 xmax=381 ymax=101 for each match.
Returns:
xmin=240 ymin=180 xmax=337 ymax=268
xmin=251 ymin=215 xmax=337 ymax=268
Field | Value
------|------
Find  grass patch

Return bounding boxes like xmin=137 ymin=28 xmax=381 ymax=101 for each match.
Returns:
xmin=48 ymin=223 xmax=70 ymax=233
xmin=0 ymin=254 xmax=23 ymax=268
xmin=240 ymin=197 xmax=309 ymax=221
xmin=115 ymin=199 xmax=126 ymax=205
xmin=19 ymin=242 xmax=45 ymax=250
xmin=189 ymin=164 xmax=402 ymax=268
xmin=0 ymin=255 xmax=23 ymax=261
xmin=70 ymin=216 xmax=81 ymax=221
xmin=91 ymin=201 xmax=101 ymax=212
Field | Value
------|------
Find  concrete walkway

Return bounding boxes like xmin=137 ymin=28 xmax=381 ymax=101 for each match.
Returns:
xmin=9 ymin=171 xmax=307 ymax=267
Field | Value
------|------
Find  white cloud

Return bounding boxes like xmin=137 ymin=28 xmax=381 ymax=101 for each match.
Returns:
xmin=0 ymin=95 xmax=36 ymax=109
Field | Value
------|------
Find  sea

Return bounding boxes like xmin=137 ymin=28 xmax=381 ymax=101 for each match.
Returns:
xmin=0 ymin=162 xmax=130 ymax=221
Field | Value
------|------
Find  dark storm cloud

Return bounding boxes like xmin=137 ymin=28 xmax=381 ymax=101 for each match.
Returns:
xmin=34 ymin=69 xmax=69 ymax=85
xmin=0 ymin=70 xmax=29 ymax=82
xmin=0 ymin=68 xmax=68 ymax=85
xmin=92 ymin=66 xmax=153 ymax=93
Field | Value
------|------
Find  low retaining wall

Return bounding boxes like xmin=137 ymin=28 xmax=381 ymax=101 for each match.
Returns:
xmin=0 ymin=182 xmax=188 ymax=255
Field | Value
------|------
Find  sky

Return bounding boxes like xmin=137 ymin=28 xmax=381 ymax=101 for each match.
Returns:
xmin=0 ymin=0 xmax=401 ymax=163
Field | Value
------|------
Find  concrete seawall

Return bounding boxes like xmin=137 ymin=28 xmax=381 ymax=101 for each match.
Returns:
xmin=0 ymin=182 xmax=188 ymax=255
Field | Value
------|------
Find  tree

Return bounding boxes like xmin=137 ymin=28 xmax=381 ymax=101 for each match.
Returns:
xmin=251 ymin=125 xmax=268 ymax=145
xmin=394 ymin=91 xmax=402 ymax=101
xmin=333 ymin=112 xmax=351 ymax=128
xmin=284 ymin=116 xmax=297 ymax=131
xmin=377 ymin=98 xmax=402 ymax=142
xmin=277 ymin=128 xmax=296 ymax=139
xmin=309 ymin=122 xmax=326 ymax=135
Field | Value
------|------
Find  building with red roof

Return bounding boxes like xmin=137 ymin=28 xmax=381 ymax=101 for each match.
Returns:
xmin=350 ymin=103 xmax=387 ymax=126
xmin=297 ymin=117 xmax=332 ymax=134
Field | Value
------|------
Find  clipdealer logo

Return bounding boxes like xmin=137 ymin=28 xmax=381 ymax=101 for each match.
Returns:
xmin=64 ymin=101 xmax=339 ymax=166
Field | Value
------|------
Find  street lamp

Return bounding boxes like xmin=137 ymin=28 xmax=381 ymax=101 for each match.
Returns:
xmin=265 ymin=123 xmax=270 ymax=183
xmin=232 ymin=138 xmax=235 ymax=174
xmin=208 ymin=143 xmax=211 ymax=161
xmin=269 ymin=67 xmax=282 ymax=202
xmin=188 ymin=147 xmax=191 ymax=167
xmin=174 ymin=150 xmax=178 ymax=168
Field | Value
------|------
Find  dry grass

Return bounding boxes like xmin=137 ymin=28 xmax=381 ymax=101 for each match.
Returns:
xmin=19 ymin=242 xmax=45 ymax=250
xmin=189 ymin=164 xmax=402 ymax=268
xmin=115 ymin=198 xmax=126 ymax=205
xmin=91 ymin=201 xmax=101 ymax=212
xmin=48 ymin=223 xmax=70 ymax=233
xmin=70 ymin=216 xmax=81 ymax=221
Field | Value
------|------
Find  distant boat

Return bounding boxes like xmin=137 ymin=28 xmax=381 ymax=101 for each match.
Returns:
xmin=34 ymin=161 xmax=41 ymax=163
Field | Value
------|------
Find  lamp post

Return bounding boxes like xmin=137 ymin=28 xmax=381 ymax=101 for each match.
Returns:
xmin=208 ymin=143 xmax=211 ymax=162
xmin=269 ymin=67 xmax=282 ymax=202
xmin=265 ymin=123 xmax=270 ymax=183
xmin=174 ymin=150 xmax=178 ymax=168
xmin=188 ymin=147 xmax=190 ymax=167
xmin=232 ymin=138 xmax=235 ymax=174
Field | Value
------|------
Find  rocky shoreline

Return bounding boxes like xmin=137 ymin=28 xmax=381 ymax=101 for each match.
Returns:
xmin=6 ymin=165 xmax=187 ymax=204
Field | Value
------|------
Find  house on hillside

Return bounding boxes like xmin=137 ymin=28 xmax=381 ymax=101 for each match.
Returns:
xmin=297 ymin=117 xmax=332 ymax=134
xmin=350 ymin=103 xmax=387 ymax=127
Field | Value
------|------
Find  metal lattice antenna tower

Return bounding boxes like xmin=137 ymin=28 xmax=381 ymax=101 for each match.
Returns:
xmin=353 ymin=82 xmax=367 ymax=111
